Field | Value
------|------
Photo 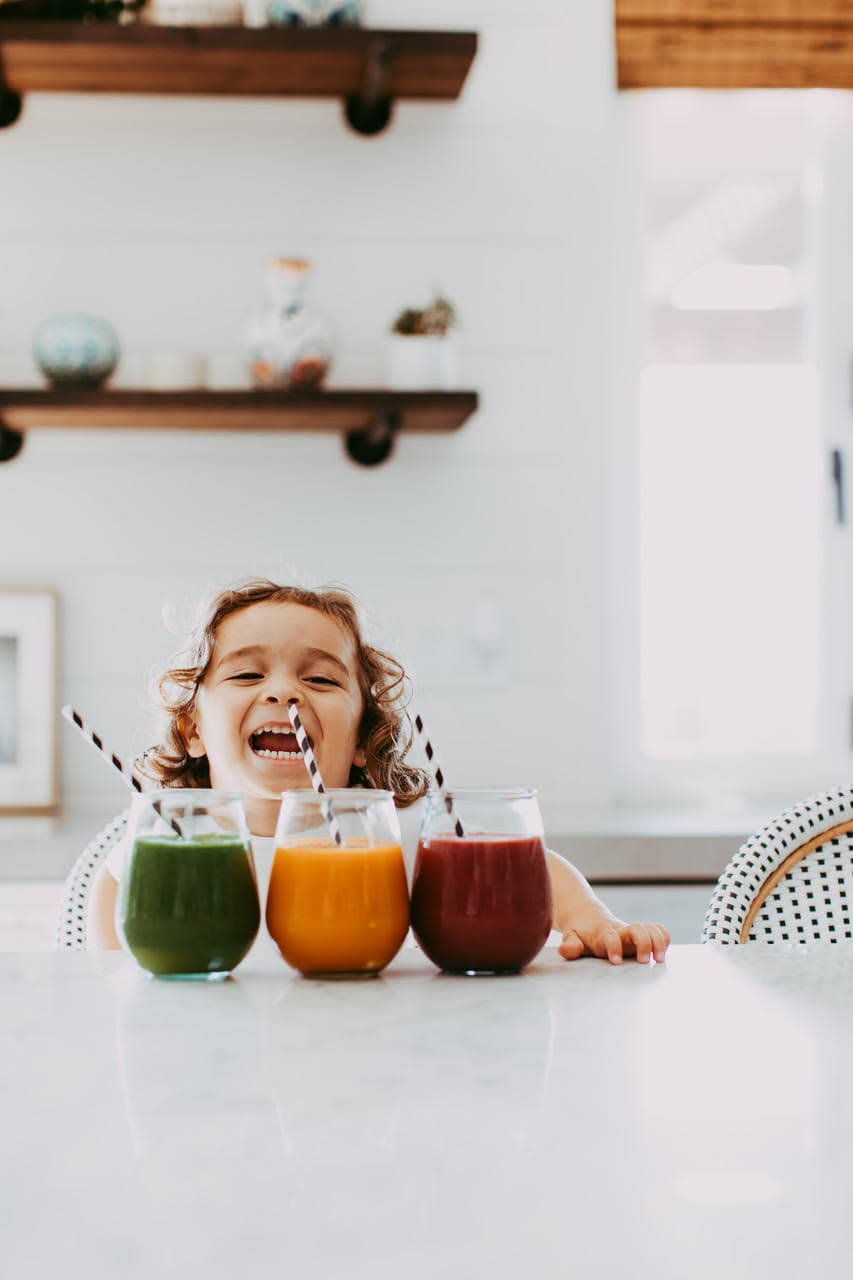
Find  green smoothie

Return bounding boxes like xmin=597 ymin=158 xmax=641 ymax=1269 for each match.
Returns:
xmin=119 ymin=834 xmax=261 ymax=978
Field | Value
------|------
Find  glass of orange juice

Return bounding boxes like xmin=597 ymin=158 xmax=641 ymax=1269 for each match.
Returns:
xmin=267 ymin=789 xmax=409 ymax=978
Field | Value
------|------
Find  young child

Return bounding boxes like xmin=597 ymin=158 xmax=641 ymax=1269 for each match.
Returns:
xmin=89 ymin=578 xmax=670 ymax=964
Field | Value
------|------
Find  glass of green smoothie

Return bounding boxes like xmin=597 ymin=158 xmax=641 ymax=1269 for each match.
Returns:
xmin=117 ymin=790 xmax=261 ymax=981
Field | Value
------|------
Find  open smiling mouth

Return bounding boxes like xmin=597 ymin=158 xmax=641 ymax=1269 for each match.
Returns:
xmin=249 ymin=725 xmax=310 ymax=760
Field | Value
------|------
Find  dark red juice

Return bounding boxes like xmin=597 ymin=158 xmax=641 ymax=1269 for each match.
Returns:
xmin=410 ymin=834 xmax=553 ymax=973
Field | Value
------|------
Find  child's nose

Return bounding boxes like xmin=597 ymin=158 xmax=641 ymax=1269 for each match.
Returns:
xmin=262 ymin=678 xmax=300 ymax=706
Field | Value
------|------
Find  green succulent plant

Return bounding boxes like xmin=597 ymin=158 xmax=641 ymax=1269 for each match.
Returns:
xmin=391 ymin=295 xmax=457 ymax=336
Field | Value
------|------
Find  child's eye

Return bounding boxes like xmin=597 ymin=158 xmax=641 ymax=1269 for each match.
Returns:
xmin=305 ymin=675 xmax=338 ymax=686
xmin=229 ymin=672 xmax=263 ymax=681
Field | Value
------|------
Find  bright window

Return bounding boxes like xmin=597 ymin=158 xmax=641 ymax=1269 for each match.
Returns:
xmin=640 ymin=363 xmax=820 ymax=760
xmin=611 ymin=91 xmax=848 ymax=811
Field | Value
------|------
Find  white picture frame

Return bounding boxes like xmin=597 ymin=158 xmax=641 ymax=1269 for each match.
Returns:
xmin=0 ymin=589 xmax=59 ymax=815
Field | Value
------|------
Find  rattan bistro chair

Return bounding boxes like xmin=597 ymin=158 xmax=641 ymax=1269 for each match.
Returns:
xmin=56 ymin=810 xmax=129 ymax=950
xmin=702 ymin=786 xmax=853 ymax=944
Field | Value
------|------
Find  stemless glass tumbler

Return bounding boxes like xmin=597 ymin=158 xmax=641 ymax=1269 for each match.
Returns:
xmin=117 ymin=790 xmax=260 ymax=981
xmin=266 ymin=789 xmax=409 ymax=978
xmin=410 ymin=788 xmax=553 ymax=975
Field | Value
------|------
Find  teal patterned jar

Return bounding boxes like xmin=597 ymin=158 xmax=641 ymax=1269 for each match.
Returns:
xmin=267 ymin=1 xmax=361 ymax=24
xmin=33 ymin=314 xmax=120 ymax=388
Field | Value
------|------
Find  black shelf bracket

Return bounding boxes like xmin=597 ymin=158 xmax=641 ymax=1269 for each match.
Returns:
xmin=345 ymin=409 xmax=400 ymax=466
xmin=344 ymin=38 xmax=394 ymax=136
xmin=0 ymin=79 xmax=22 ymax=128
xmin=0 ymin=419 xmax=24 ymax=462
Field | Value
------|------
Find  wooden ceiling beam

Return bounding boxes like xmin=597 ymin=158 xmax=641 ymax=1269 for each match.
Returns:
xmin=616 ymin=0 xmax=853 ymax=89
xmin=617 ymin=2 xmax=853 ymax=20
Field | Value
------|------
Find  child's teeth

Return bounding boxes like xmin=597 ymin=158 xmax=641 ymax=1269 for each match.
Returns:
xmin=250 ymin=723 xmax=303 ymax=760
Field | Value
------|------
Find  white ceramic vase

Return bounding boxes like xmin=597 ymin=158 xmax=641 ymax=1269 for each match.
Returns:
xmin=245 ymin=259 xmax=332 ymax=390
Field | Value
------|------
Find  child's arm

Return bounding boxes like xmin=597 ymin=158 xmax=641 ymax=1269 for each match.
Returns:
xmin=546 ymin=850 xmax=669 ymax=965
xmin=87 ymin=863 xmax=122 ymax=950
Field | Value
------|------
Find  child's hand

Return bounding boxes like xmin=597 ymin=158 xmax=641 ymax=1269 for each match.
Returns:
xmin=558 ymin=907 xmax=670 ymax=966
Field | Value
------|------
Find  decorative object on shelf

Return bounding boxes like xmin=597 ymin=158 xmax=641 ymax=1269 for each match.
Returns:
xmin=145 ymin=350 xmax=207 ymax=390
xmin=12 ymin=0 xmax=146 ymax=22
xmin=143 ymin=0 xmax=241 ymax=24
xmin=0 ymin=588 xmax=59 ymax=816
xmin=240 ymin=0 xmax=269 ymax=26
xmin=33 ymin=314 xmax=120 ymax=388
xmin=266 ymin=0 xmax=361 ymax=26
xmin=386 ymin=294 xmax=459 ymax=390
xmin=245 ymin=258 xmax=332 ymax=390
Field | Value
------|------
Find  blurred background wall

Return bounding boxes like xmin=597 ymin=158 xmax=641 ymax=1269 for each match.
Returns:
xmin=0 ymin=0 xmax=625 ymax=873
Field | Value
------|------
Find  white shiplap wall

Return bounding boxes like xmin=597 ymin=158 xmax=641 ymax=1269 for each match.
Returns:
xmin=0 ymin=0 xmax=627 ymax=875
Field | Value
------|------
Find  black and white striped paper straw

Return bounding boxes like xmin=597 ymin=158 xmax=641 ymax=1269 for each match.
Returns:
xmin=287 ymin=699 xmax=343 ymax=847
xmin=61 ymin=705 xmax=183 ymax=835
xmin=414 ymin=712 xmax=465 ymax=837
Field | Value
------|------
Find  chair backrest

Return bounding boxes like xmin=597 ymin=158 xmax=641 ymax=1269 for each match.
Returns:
xmin=702 ymin=786 xmax=853 ymax=943
xmin=56 ymin=810 xmax=129 ymax=950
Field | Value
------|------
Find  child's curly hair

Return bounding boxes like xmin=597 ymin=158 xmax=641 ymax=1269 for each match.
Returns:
xmin=136 ymin=578 xmax=429 ymax=807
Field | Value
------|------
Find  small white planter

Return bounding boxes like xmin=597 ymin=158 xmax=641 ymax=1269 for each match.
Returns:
xmin=144 ymin=0 xmax=242 ymax=23
xmin=385 ymin=334 xmax=458 ymax=390
xmin=146 ymin=350 xmax=207 ymax=390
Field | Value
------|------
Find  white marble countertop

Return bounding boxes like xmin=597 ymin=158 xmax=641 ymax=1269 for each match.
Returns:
xmin=3 ymin=943 xmax=853 ymax=1279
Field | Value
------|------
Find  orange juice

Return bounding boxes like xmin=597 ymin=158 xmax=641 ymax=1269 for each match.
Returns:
xmin=266 ymin=840 xmax=409 ymax=976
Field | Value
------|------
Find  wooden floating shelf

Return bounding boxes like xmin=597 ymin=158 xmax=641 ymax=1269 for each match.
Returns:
xmin=0 ymin=20 xmax=478 ymax=133
xmin=0 ymin=387 xmax=478 ymax=432
xmin=0 ymin=387 xmax=480 ymax=466
xmin=615 ymin=0 xmax=853 ymax=90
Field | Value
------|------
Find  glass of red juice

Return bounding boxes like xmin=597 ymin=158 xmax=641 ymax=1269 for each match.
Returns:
xmin=410 ymin=788 xmax=553 ymax=975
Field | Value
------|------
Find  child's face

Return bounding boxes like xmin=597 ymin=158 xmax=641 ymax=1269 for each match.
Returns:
xmin=183 ymin=602 xmax=367 ymax=808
